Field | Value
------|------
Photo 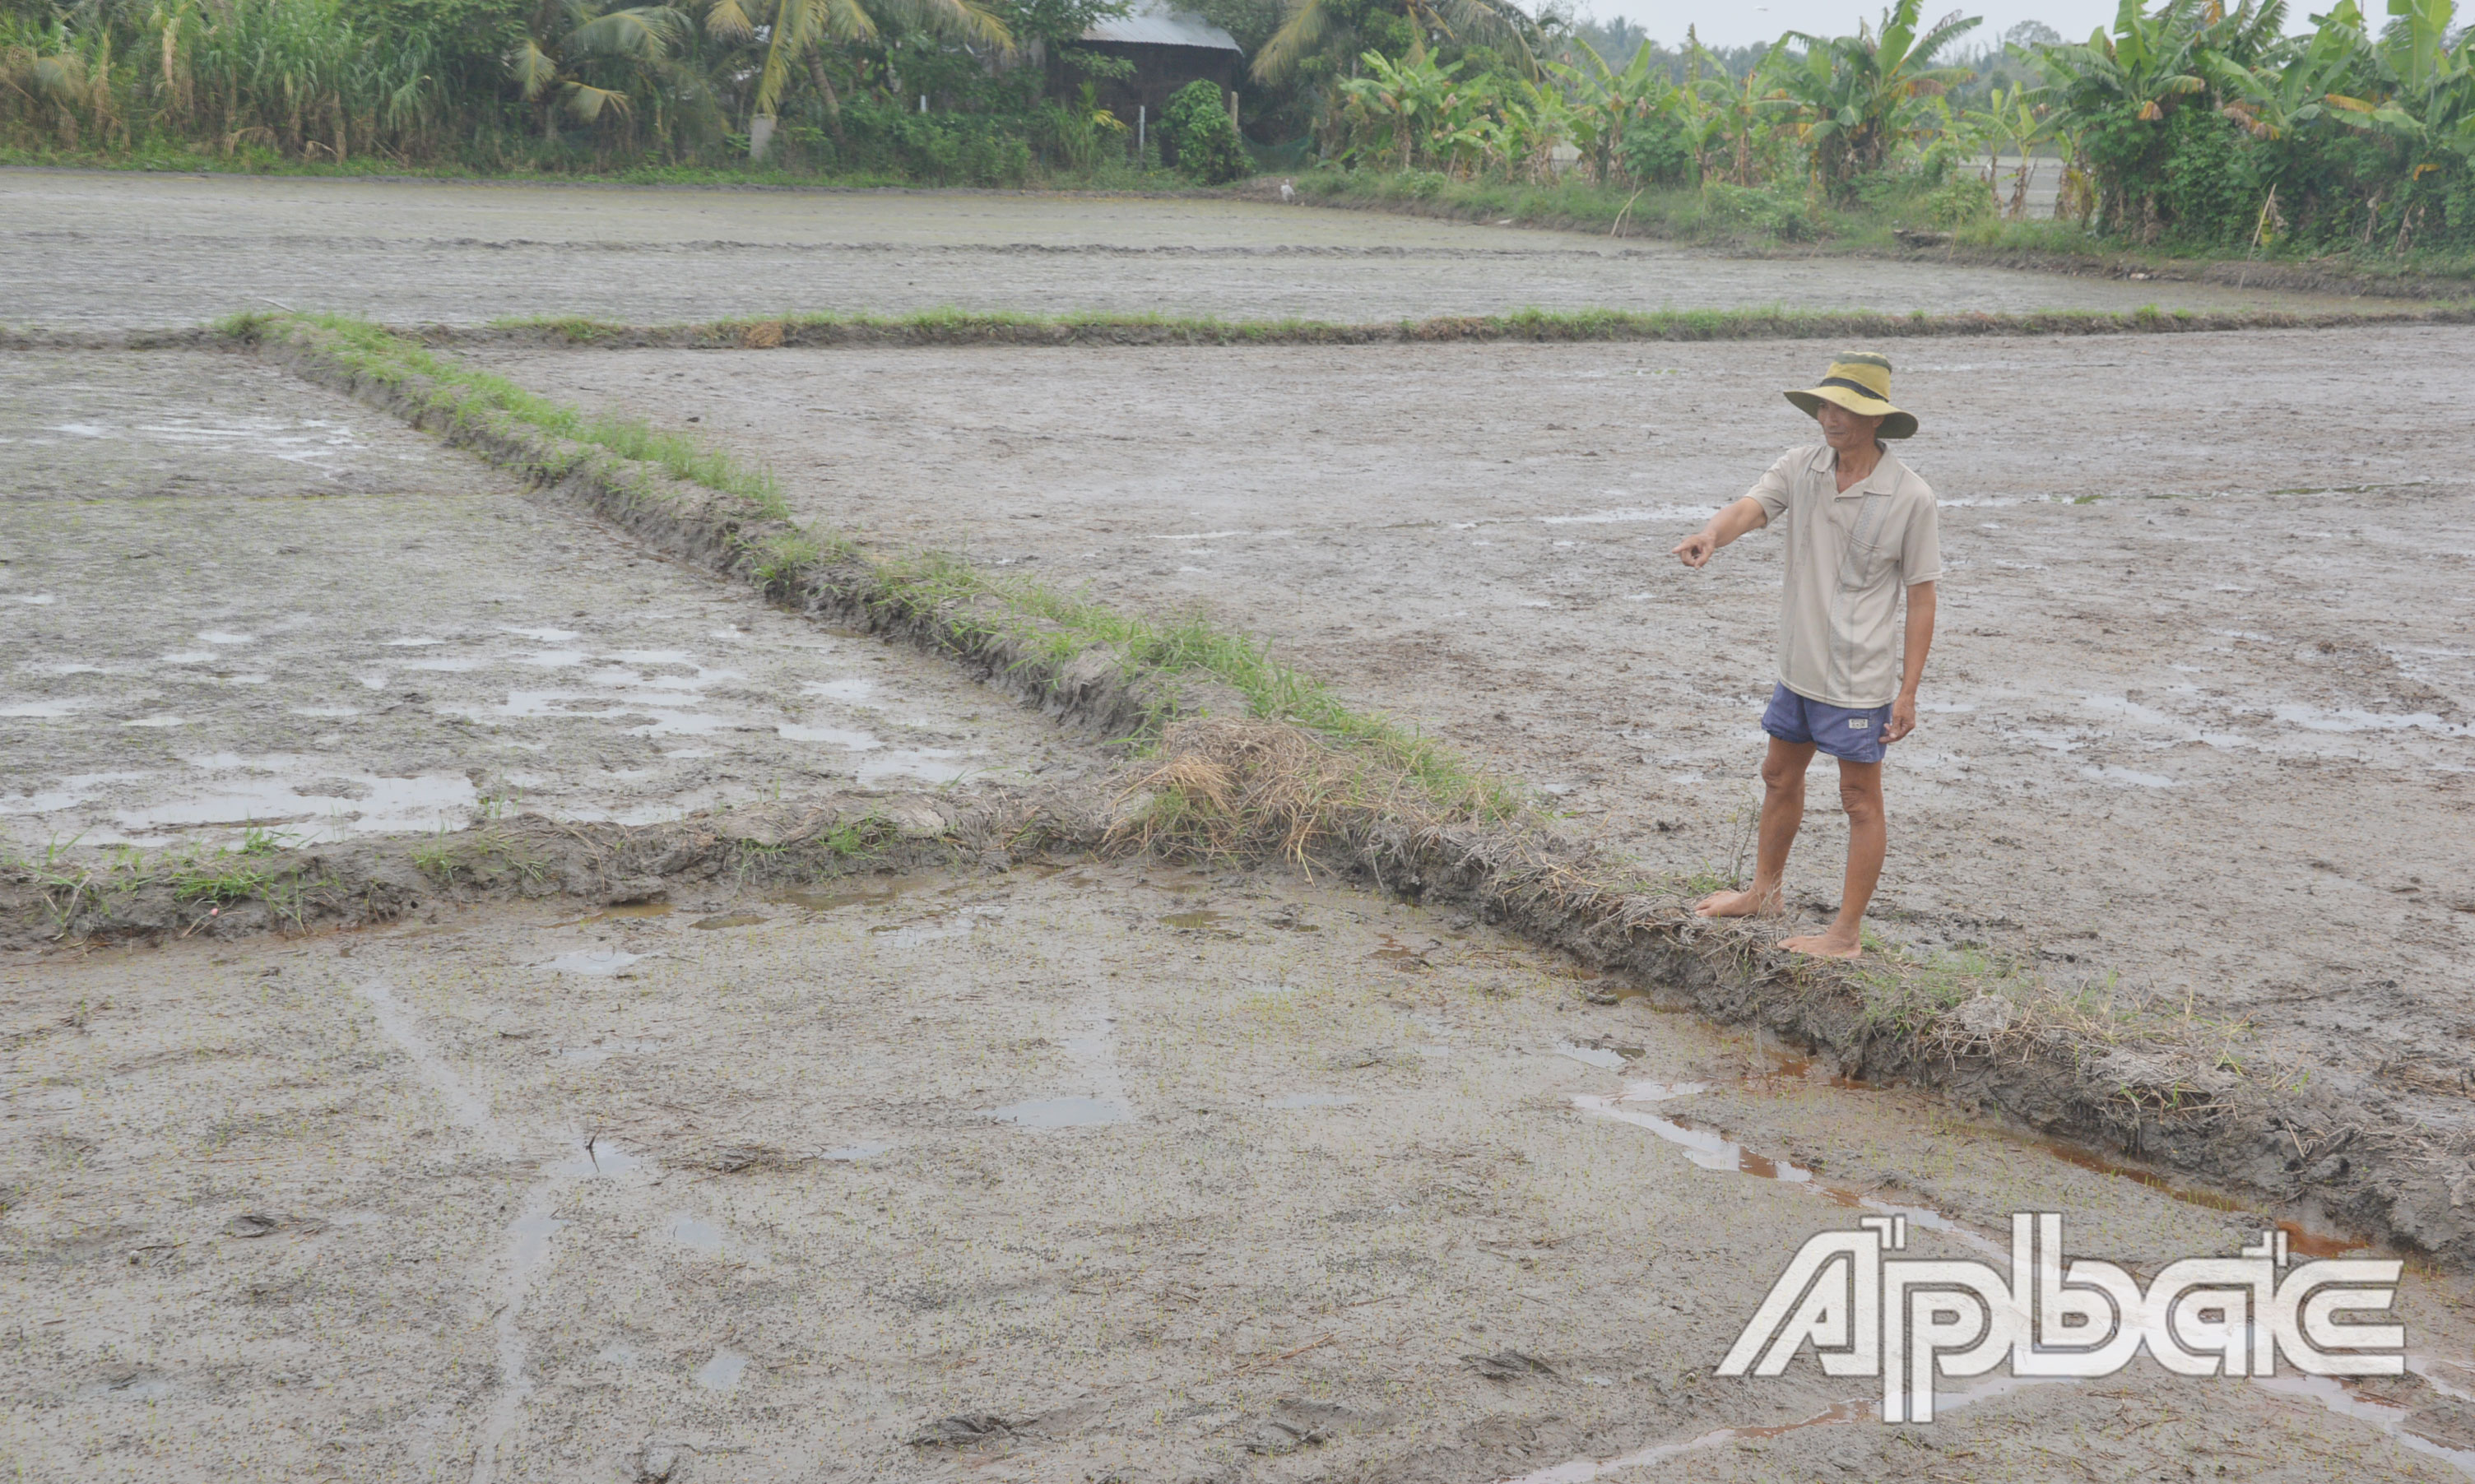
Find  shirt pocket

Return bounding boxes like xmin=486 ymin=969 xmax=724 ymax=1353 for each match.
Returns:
xmin=1834 ymin=495 xmax=1895 ymax=589
xmin=1837 ymin=533 xmax=1895 ymax=590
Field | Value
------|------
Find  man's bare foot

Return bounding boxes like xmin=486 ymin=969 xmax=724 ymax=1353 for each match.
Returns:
xmin=1695 ymin=886 xmax=1783 ymax=919
xmin=1780 ymin=931 xmax=1862 ymax=959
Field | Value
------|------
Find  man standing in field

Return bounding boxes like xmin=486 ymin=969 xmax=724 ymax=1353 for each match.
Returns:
xmin=1670 ymin=353 xmax=1940 ymax=959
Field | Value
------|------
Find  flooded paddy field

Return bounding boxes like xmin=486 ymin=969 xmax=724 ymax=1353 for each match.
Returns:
xmin=0 ymin=169 xmax=2399 ymax=331
xmin=0 ymin=349 xmax=1086 ymax=851
xmin=10 ymin=861 xmax=2475 ymax=1482
xmin=479 ymin=324 xmax=2475 ymax=1120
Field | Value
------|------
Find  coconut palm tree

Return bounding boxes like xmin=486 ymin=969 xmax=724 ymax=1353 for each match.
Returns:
xmin=1771 ymin=0 xmax=1979 ymax=197
xmin=723 ymin=0 xmax=1010 ymax=125
xmin=1252 ymin=0 xmax=1541 ymax=88
xmin=508 ymin=0 xmax=691 ymax=141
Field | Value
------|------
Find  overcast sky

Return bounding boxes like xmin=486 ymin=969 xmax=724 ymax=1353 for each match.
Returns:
xmin=1581 ymin=0 xmax=2120 ymax=50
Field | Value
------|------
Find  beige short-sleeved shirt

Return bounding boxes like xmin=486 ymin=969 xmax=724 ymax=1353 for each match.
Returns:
xmin=1747 ymin=444 xmax=1943 ymax=708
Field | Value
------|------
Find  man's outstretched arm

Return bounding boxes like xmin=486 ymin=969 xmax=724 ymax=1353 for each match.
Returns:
xmin=1672 ymin=496 xmax=1770 ymax=568
xmin=1883 ymin=580 xmax=1936 ymax=742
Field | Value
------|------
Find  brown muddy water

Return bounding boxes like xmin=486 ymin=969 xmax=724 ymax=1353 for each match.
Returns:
xmin=9 ymin=862 xmax=2475 ymax=1482
xmin=478 ymin=327 xmax=2475 ymax=1140
xmin=0 ymin=350 xmax=1091 ymax=850
xmin=0 ymin=169 xmax=2401 ymax=330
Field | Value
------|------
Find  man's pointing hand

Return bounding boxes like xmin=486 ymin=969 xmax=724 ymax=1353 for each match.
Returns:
xmin=1672 ymin=531 xmax=1716 ymax=568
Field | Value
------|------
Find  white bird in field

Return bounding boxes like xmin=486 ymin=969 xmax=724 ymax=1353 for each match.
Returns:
xmin=1280 ymin=179 xmax=1296 ymax=203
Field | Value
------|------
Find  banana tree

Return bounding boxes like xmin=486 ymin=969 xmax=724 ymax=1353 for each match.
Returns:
xmin=1495 ymin=77 xmax=1573 ymax=180
xmin=2213 ymin=11 xmax=2353 ymax=141
xmin=2035 ymin=0 xmax=2220 ymax=232
xmin=1337 ymin=49 xmax=1461 ymax=169
xmin=1772 ymin=0 xmax=1980 ymax=198
xmin=1549 ymin=39 xmax=1680 ymax=186
xmin=1962 ymin=81 xmax=2046 ymax=216
xmin=1679 ymin=33 xmax=1789 ymax=186
xmin=2319 ymin=0 xmax=2475 ymax=244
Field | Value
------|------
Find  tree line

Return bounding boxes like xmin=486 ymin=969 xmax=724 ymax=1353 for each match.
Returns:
xmin=4 ymin=0 xmax=2470 ymax=255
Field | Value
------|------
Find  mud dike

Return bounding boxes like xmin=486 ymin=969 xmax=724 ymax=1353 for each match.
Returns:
xmin=5 ymin=177 xmax=2475 ymax=1481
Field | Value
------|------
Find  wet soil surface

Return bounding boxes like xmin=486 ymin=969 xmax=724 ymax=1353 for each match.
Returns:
xmin=9 ymin=862 xmax=2474 ymax=1482
xmin=0 ymin=169 xmax=2395 ymax=330
xmin=476 ymin=328 xmax=2475 ymax=1129
xmin=0 ymin=350 xmax=1093 ymax=849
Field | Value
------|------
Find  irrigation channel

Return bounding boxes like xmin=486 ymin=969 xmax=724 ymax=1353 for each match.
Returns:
xmin=4 ymin=173 xmax=2473 ymax=1482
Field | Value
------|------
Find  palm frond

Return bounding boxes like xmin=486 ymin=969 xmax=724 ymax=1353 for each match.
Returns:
xmin=562 ymin=79 xmax=633 ymax=121
xmin=505 ymin=37 xmax=559 ymax=100
xmin=871 ymin=0 xmax=1010 ymax=47
xmin=1253 ymin=0 xmax=1335 ymax=83
xmin=565 ymin=6 xmax=687 ymax=60
xmin=819 ymin=0 xmax=877 ymax=41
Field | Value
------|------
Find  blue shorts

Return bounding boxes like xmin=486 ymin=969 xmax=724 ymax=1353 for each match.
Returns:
xmin=1761 ymin=683 xmax=1891 ymax=764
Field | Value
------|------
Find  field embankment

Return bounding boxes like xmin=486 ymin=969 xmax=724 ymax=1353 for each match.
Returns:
xmin=1250 ymin=171 xmax=2475 ymax=302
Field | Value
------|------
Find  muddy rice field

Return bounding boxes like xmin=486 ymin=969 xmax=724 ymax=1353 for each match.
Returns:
xmin=478 ymin=327 xmax=2475 ymax=1111
xmin=5 ymin=172 xmax=2475 ymax=1482
xmin=0 ymin=169 xmax=2404 ymax=330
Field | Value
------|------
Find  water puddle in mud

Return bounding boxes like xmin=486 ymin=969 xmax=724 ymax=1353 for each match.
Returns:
xmin=551 ymin=1137 xmax=649 ymax=1179
xmin=823 ymin=1141 xmax=891 ymax=1162
xmin=776 ymin=721 xmax=969 ymax=784
xmin=694 ymin=1350 xmax=749 ymax=1393
xmin=772 ymin=878 xmax=922 ymax=913
xmin=1372 ymin=934 xmax=1437 ymax=970
xmin=99 ymin=760 xmax=477 ymax=844
xmin=668 ymin=1214 xmax=725 ymax=1254
xmin=541 ymin=949 xmax=649 ymax=976
xmin=777 ymin=722 xmax=881 ymax=749
xmin=1561 ymin=1071 xmax=2473 ymax=1477
xmin=691 ymin=912 xmax=767 ymax=930
xmin=554 ymin=1039 xmax=659 ymax=1064
xmin=566 ymin=902 xmax=673 ymax=926
xmin=1503 ymin=1377 xmax=2066 ymax=1484
xmin=1553 ymin=1041 xmax=1633 ymax=1071
xmin=989 ymin=1096 xmax=1127 ymax=1129
xmin=355 ymin=980 xmax=660 ymax=1482
xmin=1163 ymin=908 xmax=1241 ymax=937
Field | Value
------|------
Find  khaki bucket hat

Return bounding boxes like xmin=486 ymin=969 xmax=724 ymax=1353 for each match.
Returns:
xmin=1785 ymin=351 xmax=1918 ymax=439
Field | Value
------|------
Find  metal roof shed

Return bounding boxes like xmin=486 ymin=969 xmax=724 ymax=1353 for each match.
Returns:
xmin=1070 ymin=1 xmax=1245 ymax=141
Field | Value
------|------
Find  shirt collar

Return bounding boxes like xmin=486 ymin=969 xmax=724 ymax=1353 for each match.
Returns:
xmin=1826 ymin=443 xmax=1900 ymax=494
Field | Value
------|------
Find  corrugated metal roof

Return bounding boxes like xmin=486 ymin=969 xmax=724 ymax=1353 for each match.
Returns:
xmin=1082 ymin=0 xmax=1242 ymax=53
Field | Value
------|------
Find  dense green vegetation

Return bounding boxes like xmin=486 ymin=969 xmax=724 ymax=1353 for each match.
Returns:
xmin=4 ymin=0 xmax=2471 ymax=257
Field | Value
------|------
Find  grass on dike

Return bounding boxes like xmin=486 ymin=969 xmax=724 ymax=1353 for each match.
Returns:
xmin=222 ymin=310 xmax=1516 ymax=824
xmin=479 ymin=300 xmax=2433 ymax=349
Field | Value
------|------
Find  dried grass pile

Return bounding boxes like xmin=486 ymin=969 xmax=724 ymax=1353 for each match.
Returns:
xmin=1111 ymin=716 xmax=1464 ymax=869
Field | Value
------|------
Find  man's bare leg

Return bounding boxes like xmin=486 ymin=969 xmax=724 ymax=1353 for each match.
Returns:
xmin=1696 ymin=737 xmax=1815 ymax=918
xmin=1782 ymin=758 xmax=1884 ymax=958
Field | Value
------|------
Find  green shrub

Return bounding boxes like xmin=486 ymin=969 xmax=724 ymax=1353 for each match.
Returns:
xmin=1921 ymin=174 xmax=1995 ymax=229
xmin=1162 ymin=77 xmax=1248 ymax=185
xmin=1700 ymin=183 xmax=1823 ymax=242
xmin=1620 ymin=114 xmax=1693 ymax=188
